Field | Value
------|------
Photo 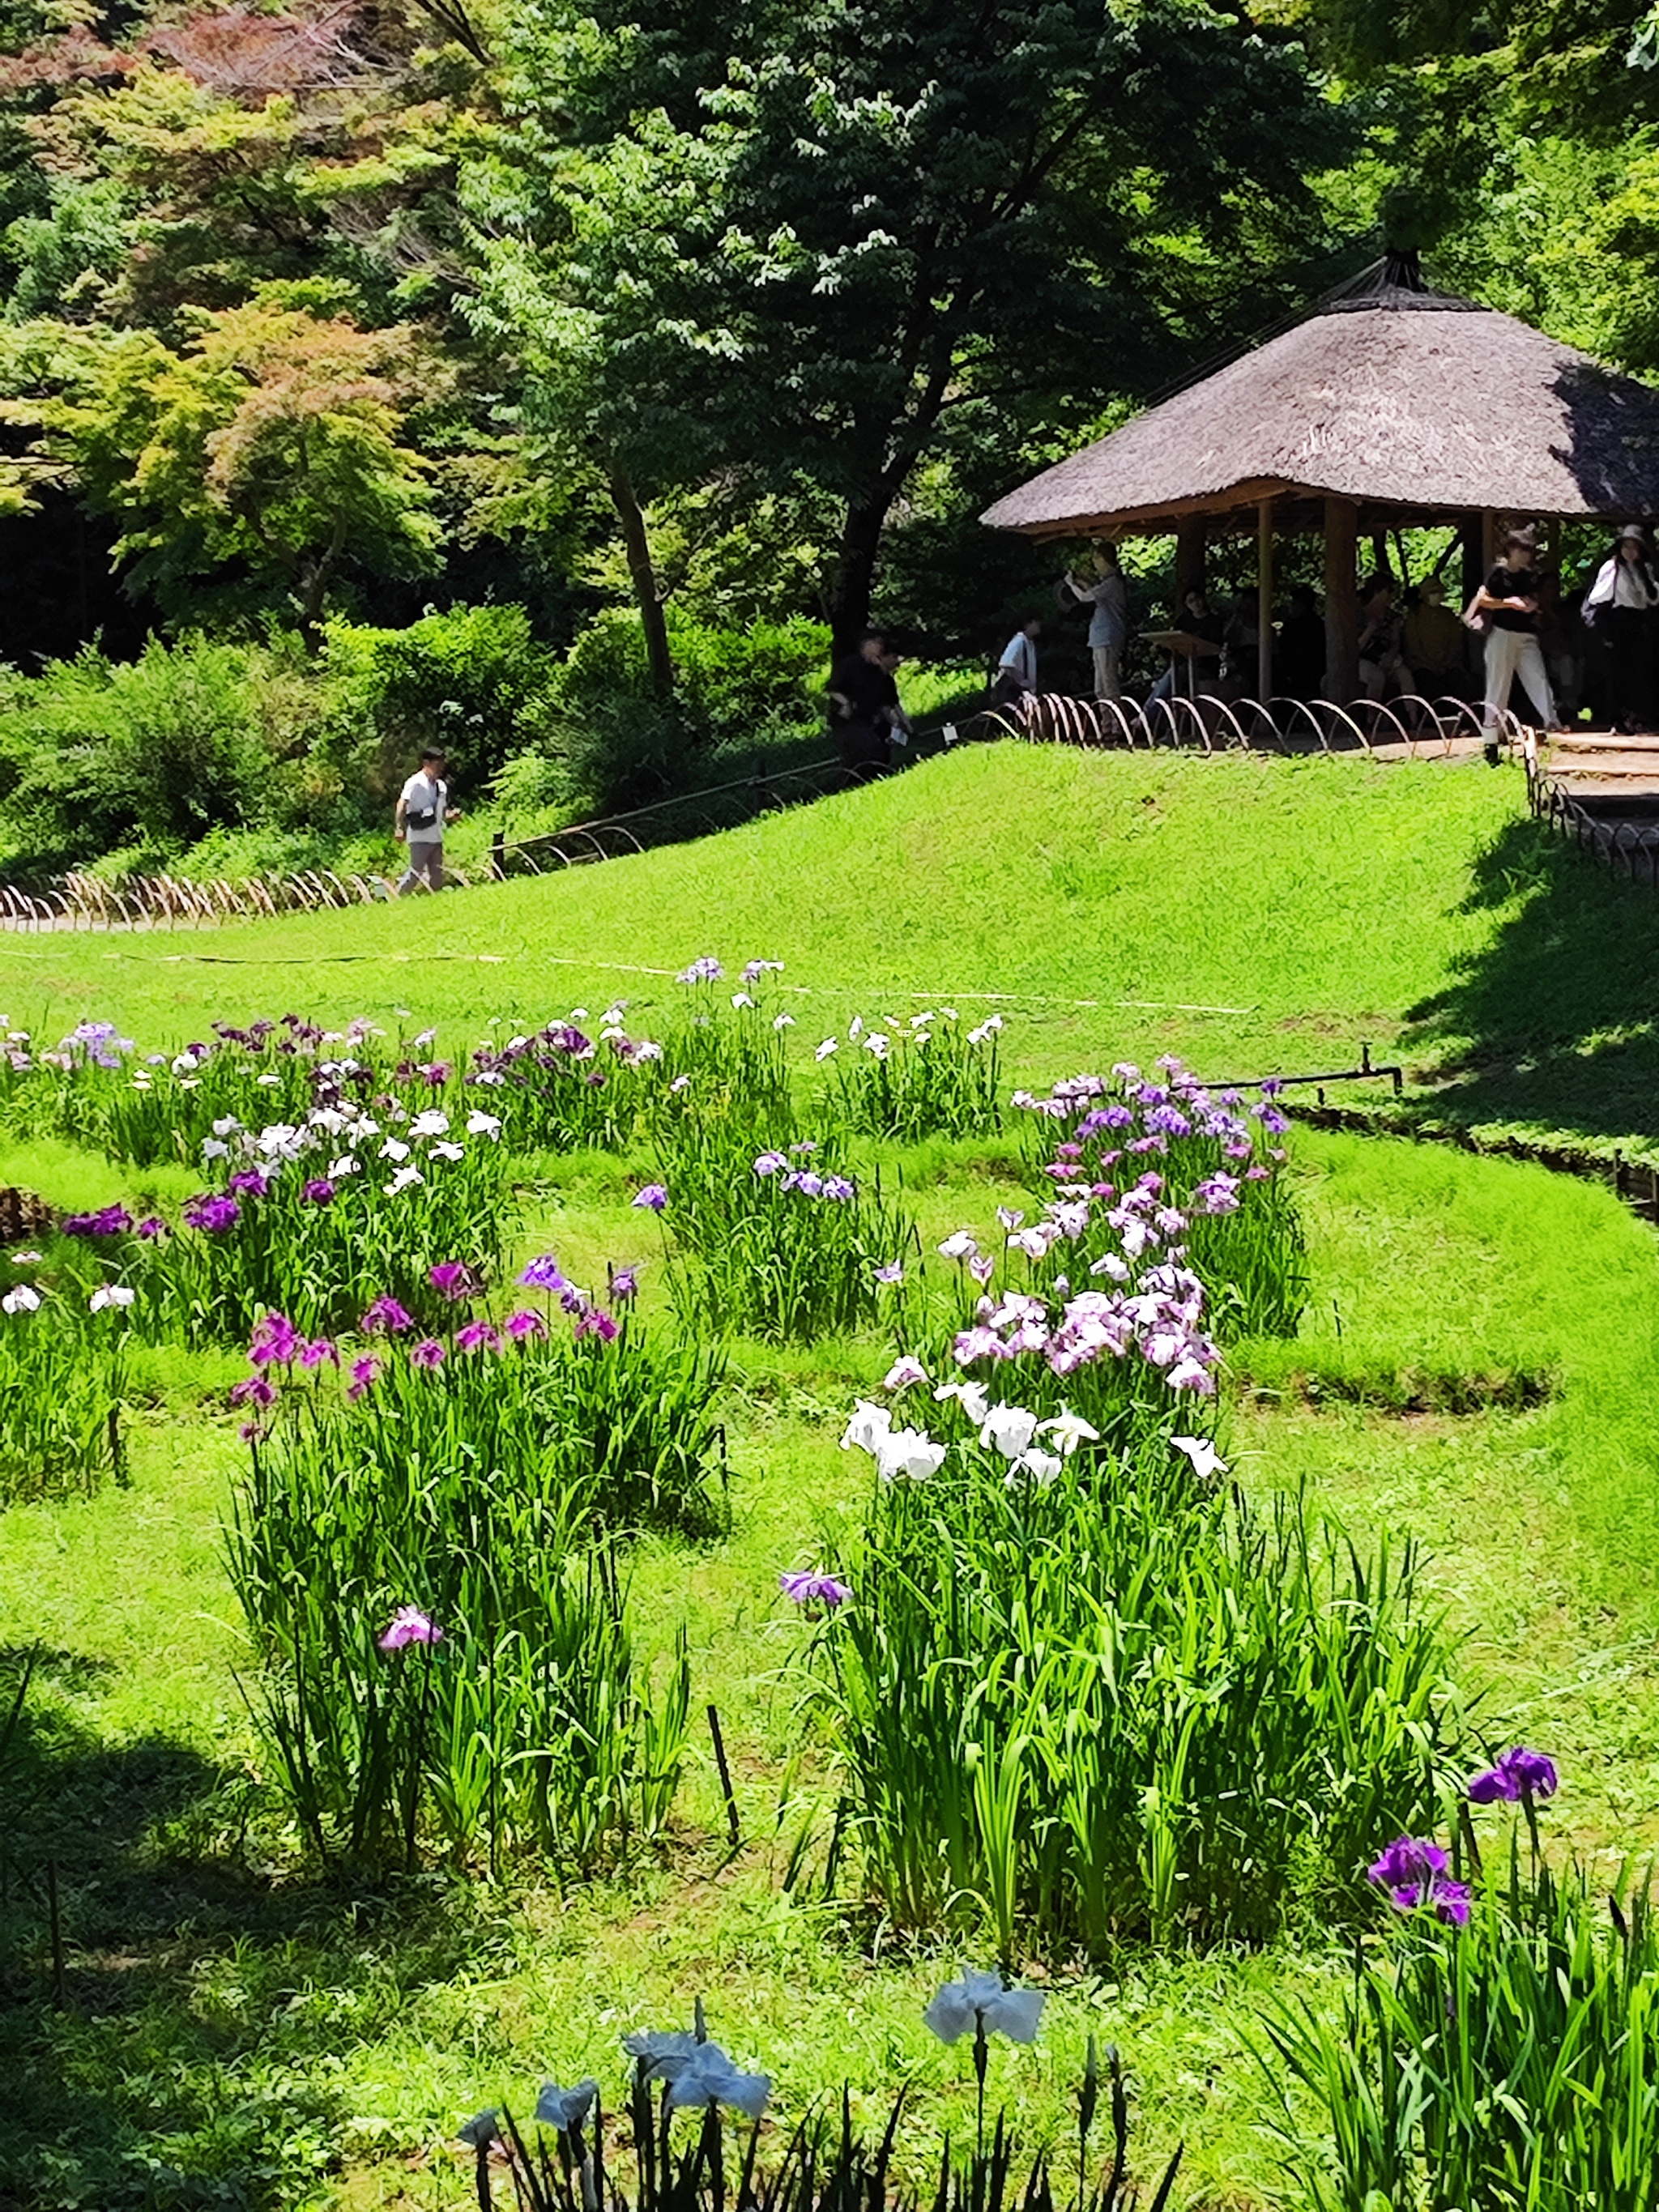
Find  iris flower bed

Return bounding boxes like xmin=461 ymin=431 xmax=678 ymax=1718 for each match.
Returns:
xmin=225 ymin=1286 xmax=714 ymax=1869
xmin=0 ymin=1262 xmax=128 ymax=1502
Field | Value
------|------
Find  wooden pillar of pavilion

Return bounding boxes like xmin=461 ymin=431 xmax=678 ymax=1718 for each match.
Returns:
xmin=1323 ymin=496 xmax=1360 ymax=702
xmin=1257 ymin=497 xmax=1274 ymax=702
xmin=1175 ymin=516 xmax=1205 ymax=603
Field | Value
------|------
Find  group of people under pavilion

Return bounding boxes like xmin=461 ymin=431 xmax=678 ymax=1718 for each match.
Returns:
xmin=1017 ymin=518 xmax=1656 ymax=733
xmin=980 ymin=250 xmax=1659 ymax=736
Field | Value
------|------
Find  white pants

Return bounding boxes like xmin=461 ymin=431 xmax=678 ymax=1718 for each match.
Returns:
xmin=1091 ymin=644 xmax=1123 ymax=703
xmin=398 ymin=841 xmax=445 ymax=893
xmin=1483 ymin=629 xmax=1555 ymax=730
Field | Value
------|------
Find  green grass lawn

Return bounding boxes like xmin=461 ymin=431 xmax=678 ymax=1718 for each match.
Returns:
xmin=6 ymin=744 xmax=1659 ymax=2210
xmin=6 ymin=742 xmax=1658 ymax=1156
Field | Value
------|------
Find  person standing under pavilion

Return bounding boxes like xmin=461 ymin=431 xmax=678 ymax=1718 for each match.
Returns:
xmin=1473 ymin=527 xmax=1558 ymax=731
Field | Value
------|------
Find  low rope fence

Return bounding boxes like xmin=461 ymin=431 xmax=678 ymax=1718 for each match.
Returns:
xmin=1523 ymin=735 xmax=1659 ymax=890
xmin=988 ymin=688 xmax=1521 ymax=757
xmin=0 ymin=693 xmax=1514 ymax=934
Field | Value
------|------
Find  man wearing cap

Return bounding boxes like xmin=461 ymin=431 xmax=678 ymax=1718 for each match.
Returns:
xmin=1474 ymin=526 xmax=1558 ymax=731
xmin=394 ymin=746 xmax=461 ymax=894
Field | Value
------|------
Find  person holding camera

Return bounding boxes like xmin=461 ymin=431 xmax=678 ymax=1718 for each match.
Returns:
xmin=394 ymin=746 xmax=462 ymax=893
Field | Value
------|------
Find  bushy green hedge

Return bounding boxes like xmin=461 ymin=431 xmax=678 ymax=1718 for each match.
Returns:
xmin=0 ymin=602 xmax=834 ymax=873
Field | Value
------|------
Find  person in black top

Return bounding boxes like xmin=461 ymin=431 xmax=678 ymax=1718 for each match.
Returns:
xmin=828 ymin=631 xmax=901 ymax=772
xmin=1277 ymin=585 xmax=1325 ymax=702
xmin=1474 ymin=526 xmax=1558 ymax=731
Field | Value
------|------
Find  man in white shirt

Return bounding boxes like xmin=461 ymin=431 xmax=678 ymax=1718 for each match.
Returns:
xmin=992 ymin=616 xmax=1041 ymax=708
xmin=394 ymin=747 xmax=460 ymax=893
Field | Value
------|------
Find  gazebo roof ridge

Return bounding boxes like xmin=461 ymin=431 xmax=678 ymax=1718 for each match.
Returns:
xmin=982 ymin=258 xmax=1659 ymax=537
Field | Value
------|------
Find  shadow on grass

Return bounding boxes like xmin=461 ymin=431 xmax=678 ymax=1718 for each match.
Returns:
xmin=1405 ymin=813 xmax=1659 ymax=1150
xmin=0 ymin=1655 xmax=493 ymax=2212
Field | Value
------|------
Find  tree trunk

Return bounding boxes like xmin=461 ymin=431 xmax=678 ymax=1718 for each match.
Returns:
xmin=830 ymin=496 xmax=889 ymax=661
xmin=607 ymin=465 xmax=674 ymax=699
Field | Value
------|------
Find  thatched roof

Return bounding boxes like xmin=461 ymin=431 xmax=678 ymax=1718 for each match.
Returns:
xmin=983 ymin=271 xmax=1659 ymax=538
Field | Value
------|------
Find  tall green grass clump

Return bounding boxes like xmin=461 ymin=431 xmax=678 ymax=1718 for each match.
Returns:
xmin=812 ymin=1396 xmax=1459 ymax=1957
xmin=0 ymin=1283 xmax=127 ymax=1503
xmin=1264 ymin=1766 xmax=1659 ymax=2212
xmin=821 ymin=1008 xmax=1005 ymax=1142
xmin=224 ymin=1303 xmax=721 ymax=1868
xmin=650 ymin=1110 xmax=915 ymax=1344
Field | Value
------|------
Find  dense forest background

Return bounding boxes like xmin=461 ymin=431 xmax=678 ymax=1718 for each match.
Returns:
xmin=0 ymin=0 xmax=1653 ymax=878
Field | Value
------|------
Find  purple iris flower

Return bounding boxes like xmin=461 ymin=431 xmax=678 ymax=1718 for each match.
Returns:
xmin=226 ymin=1170 xmax=270 ymax=1198
xmin=135 ymin=1216 xmax=168 ymax=1240
xmin=410 ymin=1338 xmax=447 ymax=1370
xmin=574 ymin=1308 xmax=620 ymax=1343
xmin=184 ymin=1195 xmax=241 ymax=1234
xmin=379 ymin=1605 xmax=442 ymax=1651
xmin=298 ymin=1337 xmax=337 ymax=1370
xmin=779 ymin=1570 xmax=851 ymax=1610
xmin=429 ymin=1261 xmax=476 ymax=1302
xmin=820 ymin=1176 xmax=855 ymax=1202
xmin=633 ymin=1184 xmax=667 ymax=1213
xmin=347 ymin=1355 xmax=382 ymax=1401
xmin=361 ymin=1295 xmax=414 ymax=1335
xmin=302 ymin=1177 xmax=337 ymax=1206
xmin=518 ymin=1255 xmax=567 ymax=1291
xmin=608 ymin=1267 xmax=638 ymax=1303
xmin=228 ymin=1375 xmax=276 ymax=1409
xmin=249 ymin=1310 xmax=299 ymax=1367
xmin=794 ymin=1170 xmax=824 ymax=1197
xmin=456 ymin=1321 xmax=504 ymax=1353
xmin=504 ymin=1308 xmax=547 ymax=1340
xmin=1367 ymin=1835 xmax=1470 ymax=1925
xmin=61 ymin=1204 xmax=134 ymax=1238
xmin=676 ymin=956 xmax=723 ymax=984
xmin=1467 ymin=1746 xmax=1559 ymax=1804
xmin=753 ymin=1151 xmax=790 ymax=1178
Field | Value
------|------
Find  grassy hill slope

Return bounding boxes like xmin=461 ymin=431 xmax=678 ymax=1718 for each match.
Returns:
xmin=4 ymin=741 xmax=1657 ymax=1149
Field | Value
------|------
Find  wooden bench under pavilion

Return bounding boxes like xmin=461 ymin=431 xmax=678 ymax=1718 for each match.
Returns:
xmin=981 ymin=251 xmax=1659 ymax=710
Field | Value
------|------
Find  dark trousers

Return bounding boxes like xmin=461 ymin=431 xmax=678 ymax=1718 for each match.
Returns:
xmin=1605 ymin=605 xmax=1655 ymax=730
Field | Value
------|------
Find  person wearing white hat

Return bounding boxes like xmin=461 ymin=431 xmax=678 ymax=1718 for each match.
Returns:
xmin=1584 ymin=525 xmax=1659 ymax=732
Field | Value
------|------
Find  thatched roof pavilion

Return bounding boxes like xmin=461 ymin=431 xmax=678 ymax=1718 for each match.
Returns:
xmin=982 ymin=253 xmax=1659 ymax=700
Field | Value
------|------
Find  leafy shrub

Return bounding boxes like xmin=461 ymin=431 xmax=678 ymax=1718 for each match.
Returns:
xmin=518 ymin=609 xmax=830 ymax=816
xmin=320 ymin=602 xmax=555 ymax=796
xmin=0 ymin=633 xmax=296 ymax=868
xmin=226 ymin=1311 xmax=719 ymax=1868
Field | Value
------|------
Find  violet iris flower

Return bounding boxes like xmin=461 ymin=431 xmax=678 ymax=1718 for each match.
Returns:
xmin=456 ymin=1321 xmax=503 ymax=1353
xmin=518 ymin=1255 xmax=567 ymax=1290
xmin=504 ymin=1308 xmax=547 ymax=1340
xmin=575 ymin=1309 xmax=620 ymax=1343
xmin=429 ymin=1260 xmax=476 ymax=1302
xmin=1467 ymin=1746 xmax=1559 ymax=1803
xmin=1367 ymin=1836 xmax=1471 ymax=1926
xmin=820 ymin=1176 xmax=855 ymax=1201
xmin=135 ymin=1216 xmax=168 ymax=1239
xmin=347 ymin=1355 xmax=381 ymax=1401
xmin=753 ymin=1151 xmax=790 ymax=1177
xmin=228 ymin=1375 xmax=276 ymax=1409
xmin=249 ymin=1311 xmax=299 ymax=1367
xmin=298 ymin=1337 xmax=337 ymax=1370
xmin=361 ymin=1295 xmax=414 ymax=1334
xmin=302 ymin=1177 xmax=337 ymax=1205
xmin=184 ymin=1194 xmax=241 ymax=1234
xmin=379 ymin=1605 xmax=442 ymax=1651
xmin=633 ymin=1184 xmax=667 ymax=1212
xmin=61 ymin=1204 xmax=134 ymax=1238
xmin=227 ymin=1170 xmax=270 ymax=1197
xmin=676 ymin=956 xmax=723 ymax=983
xmin=411 ymin=1338 xmax=447 ymax=1370
xmin=779 ymin=1570 xmax=851 ymax=1610
xmin=609 ymin=1266 xmax=638 ymax=1302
